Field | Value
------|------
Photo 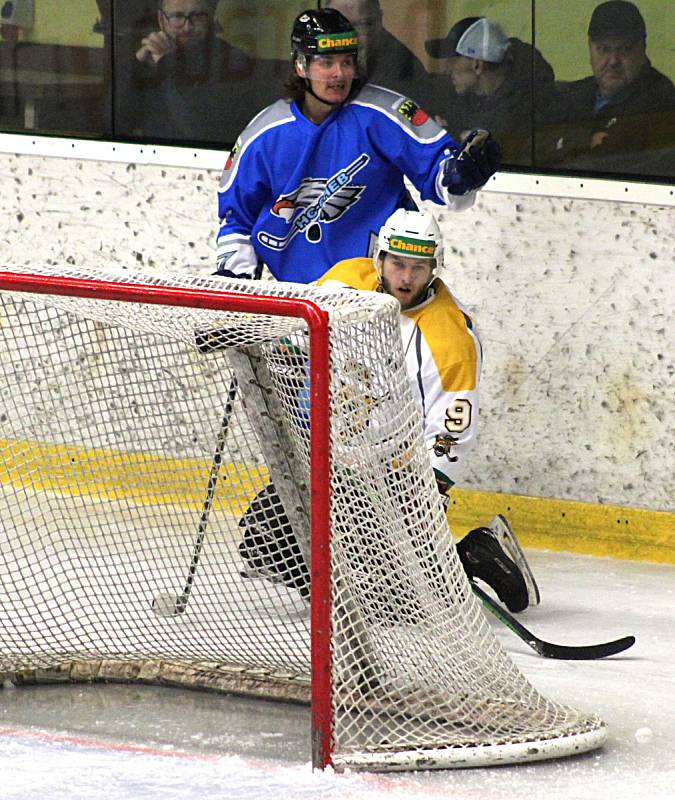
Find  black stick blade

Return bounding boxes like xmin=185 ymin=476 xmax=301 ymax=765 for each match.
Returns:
xmin=534 ymin=635 xmax=635 ymax=660
xmin=471 ymin=583 xmax=636 ymax=660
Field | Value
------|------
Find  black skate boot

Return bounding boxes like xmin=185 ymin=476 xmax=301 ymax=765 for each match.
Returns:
xmin=238 ymin=484 xmax=310 ymax=599
xmin=456 ymin=515 xmax=539 ymax=613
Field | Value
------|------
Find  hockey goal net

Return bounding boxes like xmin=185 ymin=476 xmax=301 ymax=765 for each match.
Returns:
xmin=0 ymin=265 xmax=605 ymax=771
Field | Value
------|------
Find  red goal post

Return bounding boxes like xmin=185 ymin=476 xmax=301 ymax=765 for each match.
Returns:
xmin=0 ymin=266 xmax=607 ymax=772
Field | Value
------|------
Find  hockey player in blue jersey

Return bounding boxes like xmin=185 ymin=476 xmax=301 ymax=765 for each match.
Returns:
xmin=215 ymin=8 xmax=501 ymax=283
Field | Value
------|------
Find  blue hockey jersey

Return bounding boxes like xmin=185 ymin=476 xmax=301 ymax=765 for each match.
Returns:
xmin=216 ymin=84 xmax=473 ymax=283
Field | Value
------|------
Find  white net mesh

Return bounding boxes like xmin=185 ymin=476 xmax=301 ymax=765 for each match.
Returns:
xmin=0 ymin=265 xmax=605 ymax=771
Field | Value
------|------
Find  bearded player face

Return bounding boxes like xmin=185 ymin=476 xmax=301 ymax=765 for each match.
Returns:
xmin=380 ymin=252 xmax=434 ymax=310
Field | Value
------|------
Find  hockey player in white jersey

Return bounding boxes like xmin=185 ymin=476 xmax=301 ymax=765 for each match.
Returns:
xmin=319 ymin=208 xmax=479 ymax=493
xmin=239 ymin=209 xmax=540 ymax=613
xmin=216 ymin=8 xmax=501 ymax=283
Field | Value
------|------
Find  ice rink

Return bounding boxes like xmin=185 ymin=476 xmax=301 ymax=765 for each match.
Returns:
xmin=1 ymin=548 xmax=673 ymax=800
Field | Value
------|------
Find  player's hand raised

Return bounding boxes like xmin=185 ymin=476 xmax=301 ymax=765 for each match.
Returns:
xmin=441 ymin=129 xmax=501 ymax=195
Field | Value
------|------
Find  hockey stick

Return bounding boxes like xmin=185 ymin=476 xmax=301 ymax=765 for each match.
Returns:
xmin=152 ymin=375 xmax=238 ymax=617
xmin=471 ymin=582 xmax=635 ymax=660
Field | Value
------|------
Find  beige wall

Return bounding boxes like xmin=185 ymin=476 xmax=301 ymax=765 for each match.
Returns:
xmin=215 ymin=0 xmax=308 ymax=59
xmin=21 ymin=0 xmax=103 ymax=47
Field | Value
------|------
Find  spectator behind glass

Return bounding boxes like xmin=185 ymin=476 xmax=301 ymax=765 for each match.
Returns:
xmin=425 ymin=17 xmax=556 ymax=167
xmin=116 ymin=0 xmax=285 ymax=144
xmin=323 ymin=0 xmax=436 ymax=112
xmin=541 ymin=1 xmax=675 ymax=175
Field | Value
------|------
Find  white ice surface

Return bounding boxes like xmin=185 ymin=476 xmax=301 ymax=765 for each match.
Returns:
xmin=1 ymin=549 xmax=674 ymax=800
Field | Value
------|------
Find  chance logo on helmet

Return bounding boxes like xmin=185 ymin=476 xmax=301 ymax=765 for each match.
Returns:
xmin=317 ymin=32 xmax=359 ymax=52
xmin=388 ymin=235 xmax=436 ymax=256
xmin=374 ymin=208 xmax=444 ymax=282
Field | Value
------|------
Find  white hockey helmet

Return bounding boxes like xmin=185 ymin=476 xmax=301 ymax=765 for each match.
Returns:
xmin=374 ymin=209 xmax=443 ymax=281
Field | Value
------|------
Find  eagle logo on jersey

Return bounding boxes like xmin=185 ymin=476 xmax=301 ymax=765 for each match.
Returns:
xmin=258 ymin=154 xmax=370 ymax=251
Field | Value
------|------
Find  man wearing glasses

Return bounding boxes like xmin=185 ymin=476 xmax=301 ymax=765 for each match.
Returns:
xmin=121 ymin=0 xmax=283 ymax=143
xmin=136 ymin=0 xmax=213 ymax=67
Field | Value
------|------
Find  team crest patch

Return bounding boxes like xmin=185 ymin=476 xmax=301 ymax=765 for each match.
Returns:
xmin=258 ymin=154 xmax=370 ymax=251
xmin=224 ymin=141 xmax=239 ymax=171
xmin=397 ymin=98 xmax=429 ymax=127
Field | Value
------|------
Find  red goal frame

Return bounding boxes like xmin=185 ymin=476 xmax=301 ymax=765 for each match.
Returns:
xmin=0 ymin=270 xmax=335 ymax=769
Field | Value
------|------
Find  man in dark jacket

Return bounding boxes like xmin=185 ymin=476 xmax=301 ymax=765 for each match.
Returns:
xmin=116 ymin=0 xmax=285 ymax=144
xmin=542 ymin=1 xmax=675 ymax=175
xmin=425 ymin=17 xmax=556 ymax=166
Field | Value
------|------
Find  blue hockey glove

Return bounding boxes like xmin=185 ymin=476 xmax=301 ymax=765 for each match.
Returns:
xmin=441 ymin=129 xmax=502 ymax=195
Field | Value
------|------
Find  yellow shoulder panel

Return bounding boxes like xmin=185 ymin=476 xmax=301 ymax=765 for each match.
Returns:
xmin=405 ymin=280 xmax=479 ymax=392
xmin=317 ymin=257 xmax=379 ymax=291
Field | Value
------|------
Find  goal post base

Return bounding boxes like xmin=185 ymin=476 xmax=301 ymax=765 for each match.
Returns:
xmin=333 ymin=726 xmax=608 ymax=772
xmin=1 ymin=659 xmax=312 ymax=704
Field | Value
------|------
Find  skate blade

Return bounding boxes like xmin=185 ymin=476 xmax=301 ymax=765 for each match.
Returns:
xmin=488 ymin=515 xmax=541 ymax=606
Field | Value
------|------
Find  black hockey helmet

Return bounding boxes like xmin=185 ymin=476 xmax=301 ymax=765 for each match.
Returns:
xmin=291 ymin=9 xmax=359 ymax=59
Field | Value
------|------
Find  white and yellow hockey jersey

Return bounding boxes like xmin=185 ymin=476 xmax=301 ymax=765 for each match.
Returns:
xmin=318 ymin=257 xmax=482 ymax=488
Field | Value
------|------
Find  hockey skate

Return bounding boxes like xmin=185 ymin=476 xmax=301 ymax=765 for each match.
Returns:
xmin=238 ymin=484 xmax=311 ymax=598
xmin=456 ymin=515 xmax=540 ymax=613
xmin=238 ymin=534 xmax=311 ymax=599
